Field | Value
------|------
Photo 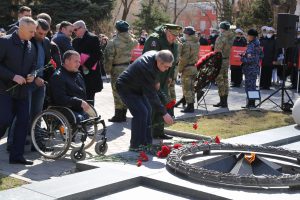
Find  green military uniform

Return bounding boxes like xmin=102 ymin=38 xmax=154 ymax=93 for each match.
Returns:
xmin=169 ymin=39 xmax=182 ymax=100
xmin=143 ymin=23 xmax=182 ymax=138
xmin=214 ymin=21 xmax=235 ymax=107
xmin=178 ymin=33 xmax=199 ymax=111
xmin=104 ymin=20 xmax=138 ymax=122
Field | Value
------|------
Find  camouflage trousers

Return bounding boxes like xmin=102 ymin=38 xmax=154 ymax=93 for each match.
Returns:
xmin=169 ymin=79 xmax=176 ymax=100
xmin=111 ymin=66 xmax=127 ymax=109
xmin=168 ymin=66 xmax=178 ymax=100
xmin=182 ymin=72 xmax=196 ymax=103
xmin=215 ymin=59 xmax=229 ymax=97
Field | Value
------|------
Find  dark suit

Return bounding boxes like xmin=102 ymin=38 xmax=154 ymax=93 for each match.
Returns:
xmin=0 ymin=32 xmax=37 ymax=161
xmin=72 ymin=31 xmax=103 ymax=105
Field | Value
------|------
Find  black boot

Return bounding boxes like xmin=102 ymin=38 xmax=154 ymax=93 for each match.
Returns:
xmin=221 ymin=95 xmax=228 ymax=108
xmin=248 ymin=100 xmax=255 ymax=108
xmin=108 ymin=109 xmax=123 ymax=122
xmin=181 ymin=103 xmax=194 ymax=113
xmin=174 ymin=97 xmax=186 ymax=107
xmin=213 ymin=96 xmax=222 ymax=107
xmin=213 ymin=96 xmax=228 ymax=108
xmin=121 ymin=109 xmax=127 ymax=122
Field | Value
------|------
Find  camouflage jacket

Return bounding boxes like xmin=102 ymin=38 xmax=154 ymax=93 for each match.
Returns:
xmin=214 ymin=30 xmax=235 ymax=58
xmin=178 ymin=35 xmax=199 ymax=73
xmin=241 ymin=38 xmax=261 ymax=73
xmin=103 ymin=32 xmax=137 ymax=74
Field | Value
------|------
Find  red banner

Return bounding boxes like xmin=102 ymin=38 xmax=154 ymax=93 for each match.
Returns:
xmin=198 ymin=45 xmax=212 ymax=59
xmin=131 ymin=44 xmax=144 ymax=62
xmin=229 ymin=46 xmax=246 ymax=66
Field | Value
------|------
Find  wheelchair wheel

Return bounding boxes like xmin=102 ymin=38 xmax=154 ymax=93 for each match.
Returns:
xmin=70 ymin=147 xmax=86 ymax=163
xmin=31 ymin=109 xmax=72 ymax=159
xmin=70 ymin=123 xmax=97 ymax=149
xmin=70 ymin=105 xmax=99 ymax=149
xmin=95 ymin=141 xmax=108 ymax=155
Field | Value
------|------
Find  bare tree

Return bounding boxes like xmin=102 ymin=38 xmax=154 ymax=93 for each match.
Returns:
xmin=112 ymin=1 xmax=123 ymax=26
xmin=157 ymin=0 xmax=170 ymax=12
xmin=172 ymin=0 xmax=189 ymax=23
xmin=121 ymin=0 xmax=135 ymax=21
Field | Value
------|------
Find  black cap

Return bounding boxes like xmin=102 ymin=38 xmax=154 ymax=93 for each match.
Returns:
xmin=247 ymin=29 xmax=258 ymax=37
xmin=115 ymin=20 xmax=130 ymax=32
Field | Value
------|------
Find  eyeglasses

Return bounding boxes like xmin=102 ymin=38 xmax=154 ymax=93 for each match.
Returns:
xmin=74 ymin=27 xmax=82 ymax=32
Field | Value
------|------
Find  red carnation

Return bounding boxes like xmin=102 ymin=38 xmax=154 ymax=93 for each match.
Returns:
xmin=136 ymin=160 xmax=142 ymax=167
xmin=193 ymin=123 xmax=198 ymax=130
xmin=173 ymin=143 xmax=183 ymax=149
xmin=156 ymin=145 xmax=171 ymax=158
xmin=166 ymin=99 xmax=176 ymax=109
xmin=50 ymin=58 xmax=57 ymax=69
xmin=215 ymin=135 xmax=221 ymax=144
xmin=139 ymin=151 xmax=149 ymax=162
xmin=191 ymin=141 xmax=197 ymax=146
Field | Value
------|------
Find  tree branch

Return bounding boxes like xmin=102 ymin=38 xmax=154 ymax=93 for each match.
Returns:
xmin=173 ymin=0 xmax=189 ymax=23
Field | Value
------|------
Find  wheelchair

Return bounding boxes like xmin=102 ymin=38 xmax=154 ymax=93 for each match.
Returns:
xmin=31 ymin=104 xmax=108 ymax=163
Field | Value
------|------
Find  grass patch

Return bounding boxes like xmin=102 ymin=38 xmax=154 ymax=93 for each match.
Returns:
xmin=0 ymin=174 xmax=27 ymax=191
xmin=168 ymin=110 xmax=294 ymax=139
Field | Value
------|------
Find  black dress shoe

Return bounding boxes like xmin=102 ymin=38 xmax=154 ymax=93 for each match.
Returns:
xmin=6 ymin=144 xmax=11 ymax=152
xmin=154 ymin=134 xmax=173 ymax=139
xmin=9 ymin=158 xmax=34 ymax=165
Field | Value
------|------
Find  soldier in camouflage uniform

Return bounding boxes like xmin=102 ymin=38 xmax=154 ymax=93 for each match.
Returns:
xmin=178 ymin=26 xmax=200 ymax=113
xmin=213 ymin=21 xmax=235 ymax=108
xmin=104 ymin=20 xmax=138 ymax=122
xmin=241 ymin=29 xmax=261 ymax=108
xmin=143 ymin=23 xmax=182 ymax=139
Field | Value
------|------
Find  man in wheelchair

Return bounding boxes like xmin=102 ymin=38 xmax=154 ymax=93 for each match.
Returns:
xmin=49 ymin=50 xmax=90 ymax=122
xmin=31 ymin=50 xmax=107 ymax=161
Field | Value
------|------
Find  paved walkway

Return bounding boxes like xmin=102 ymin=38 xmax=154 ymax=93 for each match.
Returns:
xmin=0 ymin=81 xmax=299 ymax=182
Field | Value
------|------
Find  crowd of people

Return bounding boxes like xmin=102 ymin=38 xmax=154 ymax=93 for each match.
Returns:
xmin=1 ymin=5 xmax=300 ymax=164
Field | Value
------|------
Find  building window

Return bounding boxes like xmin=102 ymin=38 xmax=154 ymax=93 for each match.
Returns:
xmin=200 ymin=21 xmax=206 ymax=31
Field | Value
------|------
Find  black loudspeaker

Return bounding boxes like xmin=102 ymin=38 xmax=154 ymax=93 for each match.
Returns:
xmin=276 ymin=13 xmax=299 ymax=48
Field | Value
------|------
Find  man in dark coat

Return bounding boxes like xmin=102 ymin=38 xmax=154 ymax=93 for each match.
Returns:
xmin=7 ymin=19 xmax=52 ymax=151
xmin=260 ymin=27 xmax=277 ymax=90
xmin=72 ymin=20 xmax=103 ymax=105
xmin=52 ymin=21 xmax=74 ymax=61
xmin=0 ymin=17 xmax=37 ymax=165
xmin=116 ymin=50 xmax=174 ymax=150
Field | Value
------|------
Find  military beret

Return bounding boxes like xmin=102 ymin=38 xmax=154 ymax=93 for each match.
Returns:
xmin=247 ymin=29 xmax=258 ymax=37
xmin=115 ymin=20 xmax=130 ymax=32
xmin=219 ymin=21 xmax=230 ymax=30
xmin=183 ymin=26 xmax=196 ymax=35
xmin=164 ymin=23 xmax=182 ymax=36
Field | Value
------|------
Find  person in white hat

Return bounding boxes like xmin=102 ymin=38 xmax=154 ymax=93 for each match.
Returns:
xmin=260 ymin=26 xmax=277 ymax=90
xmin=230 ymin=28 xmax=247 ymax=87
xmin=260 ymin=26 xmax=268 ymax=41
